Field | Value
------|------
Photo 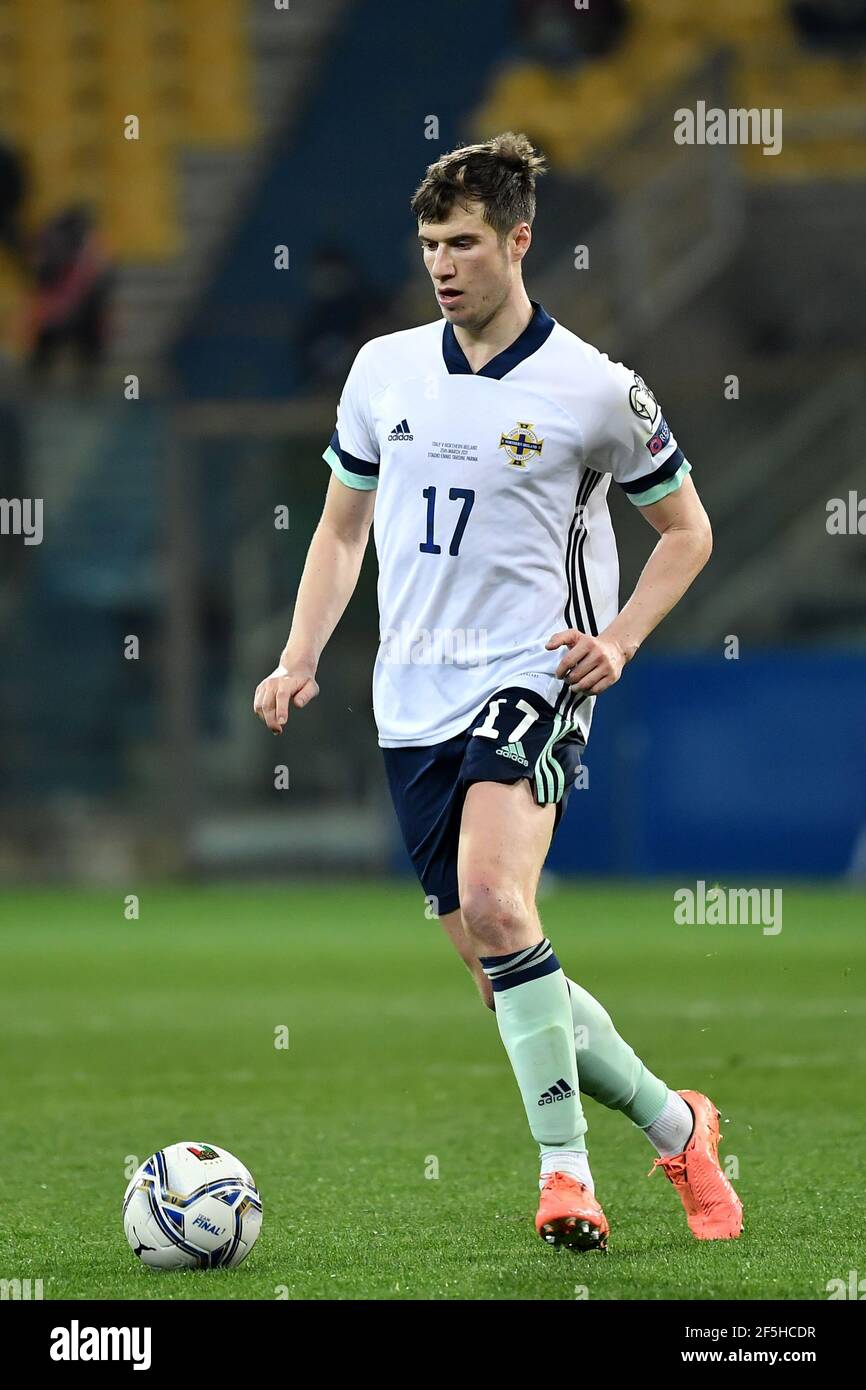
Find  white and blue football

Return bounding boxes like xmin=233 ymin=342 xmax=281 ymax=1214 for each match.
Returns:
xmin=122 ymin=1141 xmax=262 ymax=1270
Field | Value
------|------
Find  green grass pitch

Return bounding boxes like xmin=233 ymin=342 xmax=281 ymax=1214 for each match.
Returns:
xmin=1 ymin=882 xmax=862 ymax=1300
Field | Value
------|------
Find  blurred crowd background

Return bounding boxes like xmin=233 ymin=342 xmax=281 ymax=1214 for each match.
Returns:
xmin=0 ymin=0 xmax=863 ymax=886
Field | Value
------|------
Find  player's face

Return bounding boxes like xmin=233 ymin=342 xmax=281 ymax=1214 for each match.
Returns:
xmin=418 ymin=203 xmax=521 ymax=331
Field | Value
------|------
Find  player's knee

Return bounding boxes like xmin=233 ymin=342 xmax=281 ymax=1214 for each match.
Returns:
xmin=460 ymin=882 xmax=530 ymax=955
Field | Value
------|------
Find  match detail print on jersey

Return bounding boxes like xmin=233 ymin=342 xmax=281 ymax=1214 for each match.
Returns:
xmin=322 ymin=301 xmax=691 ymax=749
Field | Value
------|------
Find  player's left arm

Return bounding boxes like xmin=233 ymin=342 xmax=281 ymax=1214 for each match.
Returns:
xmin=547 ymin=474 xmax=712 ymax=695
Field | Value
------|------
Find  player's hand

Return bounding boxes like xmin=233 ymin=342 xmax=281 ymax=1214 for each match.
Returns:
xmin=253 ymin=663 xmax=319 ymax=734
xmin=545 ymin=629 xmax=627 ymax=696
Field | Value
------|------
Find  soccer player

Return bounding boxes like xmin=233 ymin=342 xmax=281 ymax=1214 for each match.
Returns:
xmin=254 ymin=133 xmax=743 ymax=1250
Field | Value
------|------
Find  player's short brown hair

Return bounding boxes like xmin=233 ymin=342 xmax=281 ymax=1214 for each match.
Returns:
xmin=410 ymin=132 xmax=547 ymax=240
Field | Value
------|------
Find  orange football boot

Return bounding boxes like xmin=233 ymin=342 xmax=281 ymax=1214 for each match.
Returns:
xmin=536 ymin=1172 xmax=610 ymax=1251
xmin=648 ymin=1089 xmax=743 ymax=1239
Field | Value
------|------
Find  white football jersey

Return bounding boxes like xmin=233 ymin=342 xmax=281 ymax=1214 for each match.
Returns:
xmin=323 ymin=301 xmax=690 ymax=748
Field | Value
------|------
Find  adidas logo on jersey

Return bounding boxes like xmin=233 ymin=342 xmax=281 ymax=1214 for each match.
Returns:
xmin=495 ymin=740 xmax=528 ymax=766
xmin=538 ymin=1078 xmax=576 ymax=1106
xmin=388 ymin=418 xmax=413 ymax=441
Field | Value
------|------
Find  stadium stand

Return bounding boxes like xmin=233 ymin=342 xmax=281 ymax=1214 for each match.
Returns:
xmin=473 ymin=0 xmax=866 ymax=179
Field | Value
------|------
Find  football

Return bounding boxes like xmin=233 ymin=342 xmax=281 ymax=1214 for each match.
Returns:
xmin=122 ymin=1141 xmax=262 ymax=1270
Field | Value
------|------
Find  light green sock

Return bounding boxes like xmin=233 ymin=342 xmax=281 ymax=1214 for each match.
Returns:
xmin=565 ymin=976 xmax=667 ymax=1128
xmin=480 ymin=943 xmax=587 ymax=1152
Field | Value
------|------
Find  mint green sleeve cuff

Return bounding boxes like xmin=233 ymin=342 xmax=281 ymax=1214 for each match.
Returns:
xmin=323 ymin=444 xmax=378 ymax=491
xmin=625 ymin=457 xmax=691 ymax=507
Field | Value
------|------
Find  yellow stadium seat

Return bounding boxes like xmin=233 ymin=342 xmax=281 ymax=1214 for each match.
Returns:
xmin=0 ymin=256 xmax=27 ymax=359
xmin=105 ymin=164 xmax=182 ymax=259
xmin=2 ymin=0 xmax=259 ymax=262
xmin=631 ymin=0 xmax=788 ymax=43
xmin=617 ymin=33 xmax=703 ymax=89
xmin=474 ymin=62 xmax=603 ymax=166
xmin=733 ymin=38 xmax=866 ymax=181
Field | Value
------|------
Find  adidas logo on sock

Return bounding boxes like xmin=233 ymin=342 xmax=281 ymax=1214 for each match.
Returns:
xmin=388 ymin=418 xmax=413 ymax=441
xmin=495 ymin=740 xmax=528 ymax=766
xmin=538 ymin=1078 xmax=576 ymax=1106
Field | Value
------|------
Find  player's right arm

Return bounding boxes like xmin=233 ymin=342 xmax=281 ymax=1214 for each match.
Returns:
xmin=252 ymin=473 xmax=375 ymax=733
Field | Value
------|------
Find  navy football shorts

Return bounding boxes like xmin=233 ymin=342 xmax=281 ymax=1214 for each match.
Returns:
xmin=382 ymin=685 xmax=584 ymax=916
